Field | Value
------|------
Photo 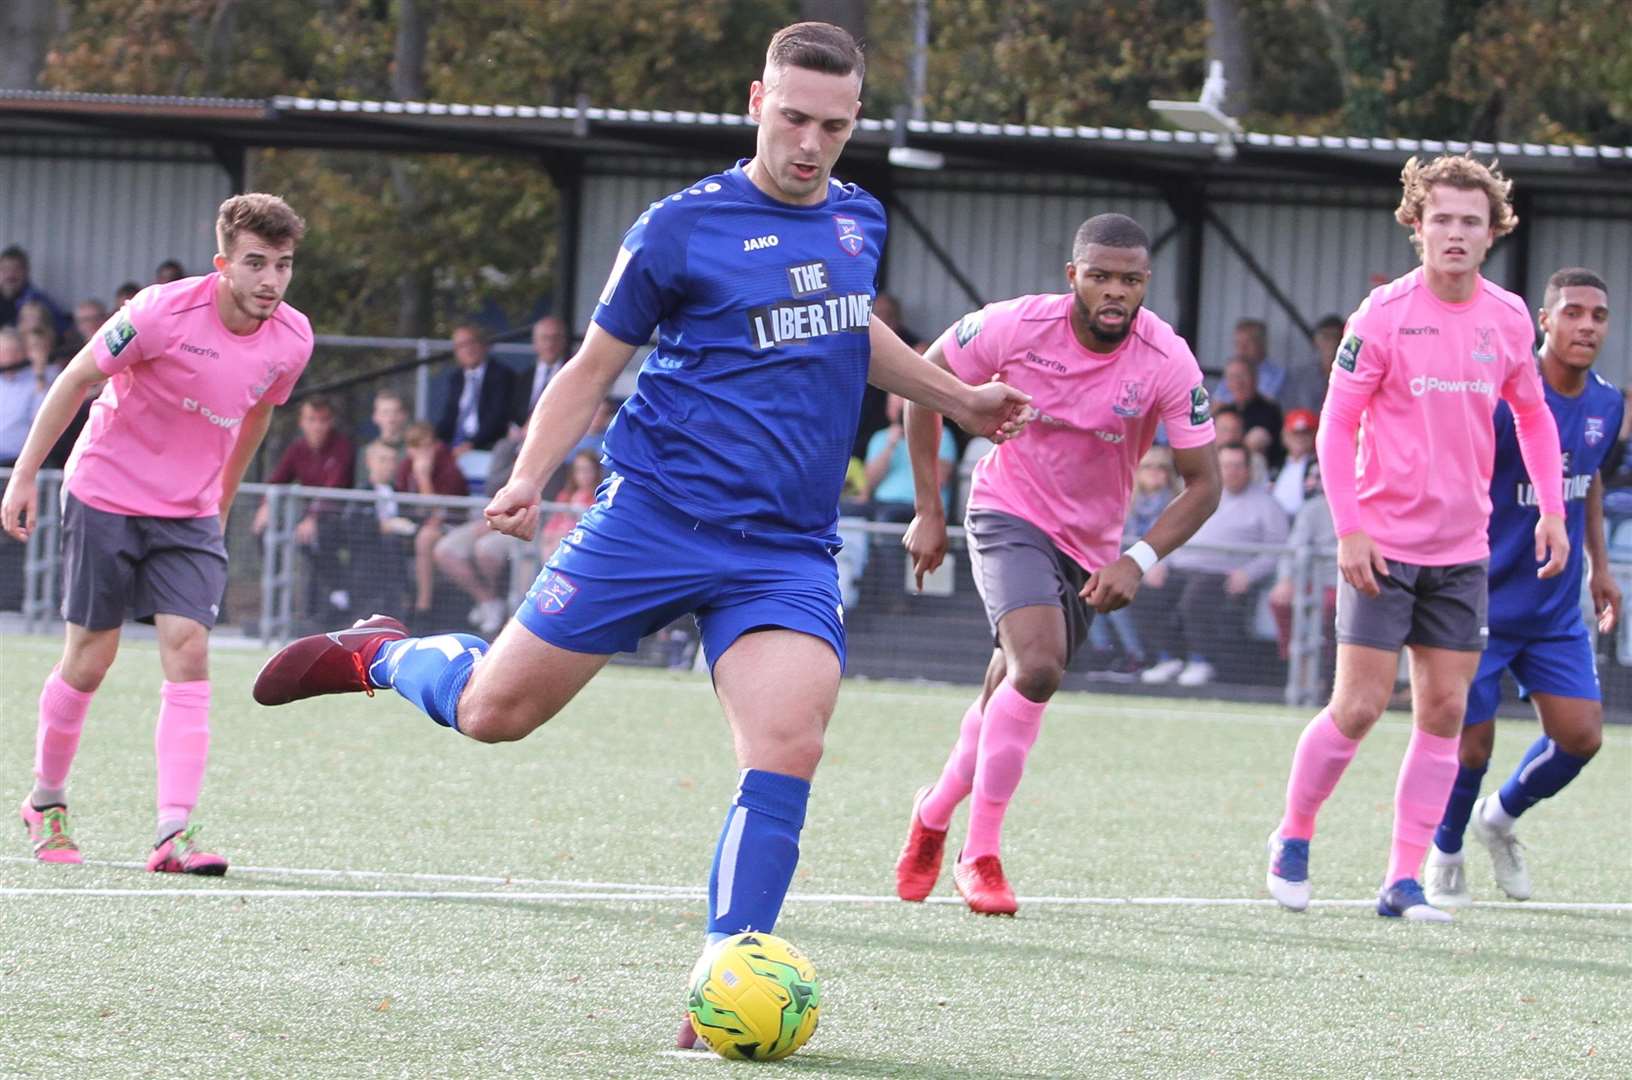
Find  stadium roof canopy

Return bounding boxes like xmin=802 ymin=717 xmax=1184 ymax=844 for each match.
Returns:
xmin=3 ymin=88 xmax=1628 ymax=195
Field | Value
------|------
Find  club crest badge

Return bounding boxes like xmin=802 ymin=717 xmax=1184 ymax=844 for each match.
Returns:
xmin=1471 ymin=325 xmax=1497 ymax=363
xmin=531 ymin=570 xmax=579 ymax=615
xmin=1585 ymin=417 xmax=1605 ymax=447
xmin=833 ymin=215 xmax=865 ymax=257
xmin=1113 ymin=380 xmax=1145 ymax=417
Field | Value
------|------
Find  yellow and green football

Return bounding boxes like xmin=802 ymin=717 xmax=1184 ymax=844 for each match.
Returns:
xmin=686 ymin=931 xmax=820 ymax=1061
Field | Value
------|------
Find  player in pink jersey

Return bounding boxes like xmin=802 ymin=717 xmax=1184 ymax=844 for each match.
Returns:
xmin=1265 ymin=155 xmax=1567 ymax=922
xmin=892 ymin=213 xmax=1223 ymax=914
xmin=1 ymin=194 xmax=312 ymax=874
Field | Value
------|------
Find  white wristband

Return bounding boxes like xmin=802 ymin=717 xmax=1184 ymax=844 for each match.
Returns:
xmin=1124 ymin=540 xmax=1159 ymax=574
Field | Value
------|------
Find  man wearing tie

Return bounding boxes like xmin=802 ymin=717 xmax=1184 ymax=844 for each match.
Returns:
xmin=435 ymin=324 xmax=516 ymax=457
xmin=517 ymin=316 xmax=569 ymax=426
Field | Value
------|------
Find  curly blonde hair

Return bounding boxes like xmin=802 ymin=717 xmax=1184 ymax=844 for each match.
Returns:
xmin=1395 ymin=154 xmax=1518 ymax=251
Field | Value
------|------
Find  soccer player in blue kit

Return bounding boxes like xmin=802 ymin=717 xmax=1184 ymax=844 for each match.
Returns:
xmin=252 ymin=21 xmax=1030 ymax=1042
xmin=1425 ymin=267 xmax=1623 ymax=907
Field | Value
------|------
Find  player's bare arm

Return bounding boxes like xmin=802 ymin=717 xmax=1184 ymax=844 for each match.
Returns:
xmin=0 ymin=342 xmax=102 ymax=540
xmin=1584 ymin=470 xmax=1618 ymax=632
xmin=899 ymin=336 xmax=958 ymax=588
xmin=866 ymin=316 xmax=1030 ymax=444
xmin=1084 ymin=440 xmax=1222 ymax=613
xmin=484 ymin=323 xmax=636 ymax=541
xmin=219 ymin=397 xmax=277 ymax=531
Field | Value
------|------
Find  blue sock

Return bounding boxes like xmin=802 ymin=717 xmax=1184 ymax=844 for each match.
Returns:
xmin=706 ymin=769 xmax=810 ymax=938
xmin=1433 ymin=763 xmax=1487 ymax=855
xmin=1497 ymin=736 xmax=1590 ymax=819
xmin=368 ymin=634 xmax=488 ymax=731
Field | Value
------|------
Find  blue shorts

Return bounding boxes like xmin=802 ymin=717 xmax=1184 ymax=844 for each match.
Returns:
xmin=1465 ymin=625 xmax=1600 ymax=725
xmin=514 ymin=475 xmax=846 ymax=670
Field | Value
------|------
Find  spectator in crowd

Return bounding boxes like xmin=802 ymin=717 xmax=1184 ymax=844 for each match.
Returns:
xmin=572 ymin=396 xmax=618 ymax=460
xmin=1 ymin=327 xmax=51 ymax=466
xmin=1211 ymin=402 xmax=1244 ymax=448
xmin=355 ymin=388 xmax=411 ymax=475
xmin=65 ymin=299 xmax=109 ymax=357
xmin=433 ymin=439 xmax=532 ymax=638
xmin=0 ymin=245 xmax=67 ymax=334
xmin=1211 ymin=317 xmax=1285 ymax=404
xmin=853 ymin=293 xmax=921 ymax=458
xmin=1089 ymin=446 xmax=1178 ymax=677
xmin=434 ymin=323 xmax=516 ymax=457
xmin=1223 ymin=355 xmax=1285 ymax=470
xmin=538 ymin=449 xmax=603 ymax=558
xmin=1271 ymin=408 xmax=1319 ymax=516
xmin=1210 ymin=402 xmax=1269 ymax=486
xmin=154 ymin=259 xmax=186 ymax=284
xmin=253 ymin=396 xmax=356 ymax=619
xmin=865 ymin=391 xmax=956 ymax=521
xmin=1134 ymin=443 xmax=1290 ymax=687
xmin=113 ymin=282 xmax=142 ymax=309
xmin=1278 ymin=314 xmax=1345 ymax=414
xmin=1268 ymin=459 xmax=1337 ymax=670
xmin=514 ymin=315 xmax=569 ymax=426
xmin=342 ymin=440 xmax=417 ymax=619
xmin=396 ymin=420 xmax=468 ymax=626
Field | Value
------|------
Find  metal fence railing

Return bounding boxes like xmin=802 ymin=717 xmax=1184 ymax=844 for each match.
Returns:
xmin=4 ymin=468 xmax=1629 ymax=715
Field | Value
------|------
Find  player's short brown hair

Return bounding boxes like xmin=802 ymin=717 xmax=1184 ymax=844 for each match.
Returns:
xmin=766 ymin=21 xmax=865 ymax=84
xmin=1395 ymin=153 xmax=1518 ymax=248
xmin=216 ymin=193 xmax=306 ymax=256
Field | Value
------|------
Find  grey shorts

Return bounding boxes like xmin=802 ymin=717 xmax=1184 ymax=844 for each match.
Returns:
xmin=61 ymin=491 xmax=228 ymax=631
xmin=1335 ymin=558 xmax=1488 ymax=653
xmin=965 ymin=508 xmax=1094 ymax=663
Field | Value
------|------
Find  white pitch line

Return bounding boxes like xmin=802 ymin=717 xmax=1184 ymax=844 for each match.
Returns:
xmin=1 ymin=884 xmax=1627 ymax=913
xmin=0 ymin=854 xmax=696 ymax=893
xmin=598 ymin=672 xmax=1632 ymax=743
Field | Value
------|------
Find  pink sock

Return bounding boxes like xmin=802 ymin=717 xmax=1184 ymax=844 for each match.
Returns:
xmin=1279 ymin=709 xmax=1361 ymax=841
xmin=962 ymin=681 xmax=1047 ymax=861
xmin=918 ymin=697 xmax=983 ymax=830
xmin=32 ymin=669 xmax=94 ymax=806
xmin=1386 ymin=727 xmax=1461 ymax=886
xmin=155 ymin=680 xmax=211 ymax=840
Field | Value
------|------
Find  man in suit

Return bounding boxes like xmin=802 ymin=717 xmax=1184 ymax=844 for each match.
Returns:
xmin=514 ymin=315 xmax=569 ymax=427
xmin=435 ymin=323 xmax=516 ymax=457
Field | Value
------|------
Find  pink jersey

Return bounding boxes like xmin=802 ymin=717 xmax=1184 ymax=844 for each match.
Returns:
xmin=943 ymin=294 xmax=1214 ymax=571
xmin=1322 ymin=268 xmax=1552 ymax=564
xmin=66 ymin=274 xmax=311 ymax=518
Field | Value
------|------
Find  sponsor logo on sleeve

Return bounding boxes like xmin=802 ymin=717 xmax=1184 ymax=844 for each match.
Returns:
xmin=1189 ymin=384 xmax=1211 ymax=426
xmin=103 ymin=310 xmax=137 ymax=357
xmin=954 ymin=310 xmax=985 ymax=348
xmin=1336 ymin=332 xmax=1363 ymax=373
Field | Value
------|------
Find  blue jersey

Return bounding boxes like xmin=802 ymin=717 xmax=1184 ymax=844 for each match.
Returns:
xmin=592 ymin=161 xmax=887 ymax=540
xmin=1486 ymin=367 xmax=1623 ymax=636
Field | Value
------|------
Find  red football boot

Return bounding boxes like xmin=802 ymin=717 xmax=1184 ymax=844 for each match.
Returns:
xmin=952 ymin=853 xmax=1018 ymax=916
xmin=252 ymin=614 xmax=408 ymax=706
xmin=894 ymin=786 xmax=948 ymax=902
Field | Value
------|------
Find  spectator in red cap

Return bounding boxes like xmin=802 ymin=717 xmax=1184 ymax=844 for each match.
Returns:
xmin=1272 ymin=407 xmax=1319 ymax=516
